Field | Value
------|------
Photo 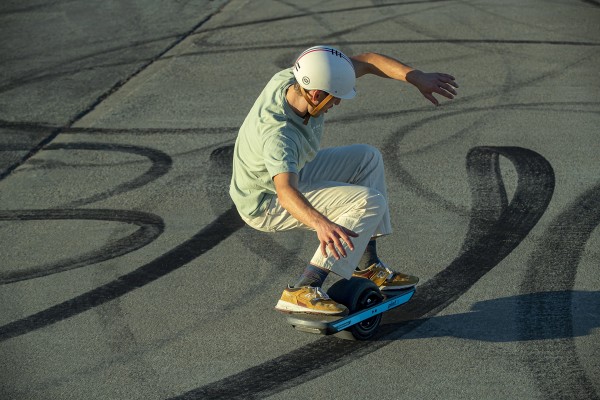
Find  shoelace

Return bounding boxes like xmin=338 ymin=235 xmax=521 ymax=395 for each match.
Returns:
xmin=304 ymin=287 xmax=331 ymax=302
xmin=378 ymin=262 xmax=395 ymax=281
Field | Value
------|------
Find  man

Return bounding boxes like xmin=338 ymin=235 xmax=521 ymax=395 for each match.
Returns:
xmin=230 ymin=46 xmax=458 ymax=315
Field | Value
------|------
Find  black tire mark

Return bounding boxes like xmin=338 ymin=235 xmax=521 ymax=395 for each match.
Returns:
xmin=0 ymin=120 xmax=238 ymax=136
xmin=329 ymin=101 xmax=599 ymax=128
xmin=169 ymin=146 xmax=554 ymax=399
xmin=0 ymin=3 xmax=228 ymax=183
xmin=371 ymin=0 xmax=459 ymax=44
xmin=181 ymin=40 xmax=600 ymax=60
xmin=282 ymin=0 xmax=448 ymax=47
xmin=518 ymin=182 xmax=600 ymax=399
xmin=274 ymin=0 xmax=357 ymax=71
xmin=380 ymin=103 xmax=597 ymax=217
xmin=0 ymin=142 xmax=172 ymax=207
xmin=0 ymin=209 xmax=164 ymax=284
xmin=44 ymin=143 xmax=172 ymax=208
xmin=384 ymin=147 xmax=554 ymax=326
xmin=581 ymin=0 xmax=600 ymax=7
xmin=0 ymin=143 xmax=170 ymax=284
xmin=195 ymin=0 xmax=461 ymax=34
xmin=0 ymin=0 xmax=80 ymax=15
xmin=0 ymin=206 xmax=244 ymax=342
xmin=0 ymin=36 xmax=175 ymax=94
xmin=1 ymin=2 xmax=231 ymax=95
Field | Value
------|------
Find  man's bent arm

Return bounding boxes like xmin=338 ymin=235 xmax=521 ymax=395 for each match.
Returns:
xmin=273 ymin=172 xmax=326 ymax=230
xmin=272 ymin=172 xmax=357 ymax=259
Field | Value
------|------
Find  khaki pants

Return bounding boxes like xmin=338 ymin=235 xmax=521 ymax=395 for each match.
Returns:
xmin=242 ymin=144 xmax=392 ymax=279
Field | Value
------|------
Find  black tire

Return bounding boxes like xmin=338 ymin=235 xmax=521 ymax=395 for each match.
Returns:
xmin=327 ymin=277 xmax=383 ymax=340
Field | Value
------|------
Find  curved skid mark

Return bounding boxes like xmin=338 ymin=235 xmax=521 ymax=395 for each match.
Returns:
xmin=319 ymin=3 xmax=452 ymax=42
xmin=382 ymin=103 xmax=596 ymax=214
xmin=169 ymin=146 xmax=554 ymax=399
xmin=0 ymin=209 xmax=164 ymax=284
xmin=519 ymin=182 xmax=600 ymax=399
xmin=275 ymin=0 xmax=355 ymax=66
xmin=0 ymin=143 xmax=171 ymax=280
xmin=371 ymin=0 xmax=462 ymax=44
xmin=196 ymin=0 xmax=454 ymax=34
xmin=387 ymin=100 xmax=597 ymax=156
xmin=384 ymin=147 xmax=554 ymax=327
xmin=0 ymin=206 xmax=245 ymax=342
xmin=329 ymin=101 xmax=599 ymax=127
xmin=0 ymin=120 xmax=239 ymax=136
xmin=0 ymin=4 xmax=227 ymax=183
xmin=42 ymin=142 xmax=172 ymax=208
xmin=0 ymin=33 xmax=184 ymax=95
xmin=179 ymin=39 xmax=600 ymax=60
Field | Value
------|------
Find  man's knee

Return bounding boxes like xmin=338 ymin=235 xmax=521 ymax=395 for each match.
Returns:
xmin=353 ymin=144 xmax=383 ymax=164
xmin=364 ymin=188 xmax=387 ymax=214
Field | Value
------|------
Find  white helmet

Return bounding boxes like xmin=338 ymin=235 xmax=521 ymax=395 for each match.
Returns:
xmin=293 ymin=46 xmax=356 ymax=99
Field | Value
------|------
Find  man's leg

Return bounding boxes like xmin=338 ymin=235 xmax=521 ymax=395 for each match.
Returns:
xmin=300 ymin=183 xmax=388 ymax=279
xmin=271 ymin=183 xmax=387 ymax=314
xmin=299 ymin=144 xmax=392 ymax=239
xmin=298 ymin=145 xmax=418 ymax=289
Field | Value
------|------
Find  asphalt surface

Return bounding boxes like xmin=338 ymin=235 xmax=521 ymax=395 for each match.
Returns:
xmin=1 ymin=0 xmax=599 ymax=399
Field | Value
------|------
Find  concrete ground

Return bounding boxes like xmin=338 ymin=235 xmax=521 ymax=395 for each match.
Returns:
xmin=1 ymin=0 xmax=599 ymax=399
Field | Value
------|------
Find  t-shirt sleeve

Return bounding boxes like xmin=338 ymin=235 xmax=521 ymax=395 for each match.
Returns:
xmin=262 ymin=133 xmax=299 ymax=179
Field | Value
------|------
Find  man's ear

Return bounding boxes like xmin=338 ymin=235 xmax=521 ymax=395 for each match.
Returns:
xmin=310 ymin=90 xmax=324 ymax=103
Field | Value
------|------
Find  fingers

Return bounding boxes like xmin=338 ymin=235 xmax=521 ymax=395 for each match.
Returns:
xmin=422 ymin=73 xmax=459 ymax=105
xmin=439 ymin=73 xmax=458 ymax=87
xmin=325 ymin=236 xmax=347 ymax=260
xmin=434 ymin=75 xmax=458 ymax=98
xmin=438 ymin=82 xmax=457 ymax=96
xmin=320 ymin=242 xmax=328 ymax=258
xmin=423 ymin=93 xmax=439 ymax=106
xmin=328 ymin=239 xmax=344 ymax=260
xmin=436 ymin=85 xmax=455 ymax=99
xmin=321 ymin=227 xmax=359 ymax=260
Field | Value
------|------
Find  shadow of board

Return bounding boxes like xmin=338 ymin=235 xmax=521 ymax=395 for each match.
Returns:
xmin=392 ymin=290 xmax=600 ymax=342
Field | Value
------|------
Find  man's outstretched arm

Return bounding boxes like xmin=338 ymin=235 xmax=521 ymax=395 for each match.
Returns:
xmin=351 ymin=52 xmax=458 ymax=106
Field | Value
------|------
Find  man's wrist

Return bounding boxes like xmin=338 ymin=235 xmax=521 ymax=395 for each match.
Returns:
xmin=405 ymin=69 xmax=423 ymax=86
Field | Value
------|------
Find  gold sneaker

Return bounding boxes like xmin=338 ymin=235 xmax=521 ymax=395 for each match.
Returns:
xmin=275 ymin=286 xmax=348 ymax=315
xmin=353 ymin=262 xmax=419 ymax=290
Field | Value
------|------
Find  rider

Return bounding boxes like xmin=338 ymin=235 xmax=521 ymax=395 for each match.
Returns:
xmin=230 ymin=46 xmax=458 ymax=315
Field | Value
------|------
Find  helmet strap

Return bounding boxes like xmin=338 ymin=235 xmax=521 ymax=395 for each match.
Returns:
xmin=300 ymin=87 xmax=334 ymax=125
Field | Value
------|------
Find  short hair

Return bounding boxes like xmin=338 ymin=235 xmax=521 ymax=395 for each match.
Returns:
xmin=293 ymin=82 xmax=302 ymax=95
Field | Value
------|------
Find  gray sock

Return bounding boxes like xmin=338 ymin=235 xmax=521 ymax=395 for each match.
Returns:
xmin=358 ymin=240 xmax=381 ymax=270
xmin=293 ymin=265 xmax=329 ymax=288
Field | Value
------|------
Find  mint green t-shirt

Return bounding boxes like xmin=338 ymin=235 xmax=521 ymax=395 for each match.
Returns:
xmin=230 ymin=68 xmax=324 ymax=218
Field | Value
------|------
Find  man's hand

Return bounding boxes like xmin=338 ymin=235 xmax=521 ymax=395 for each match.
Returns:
xmin=314 ymin=219 xmax=359 ymax=260
xmin=406 ymin=70 xmax=459 ymax=106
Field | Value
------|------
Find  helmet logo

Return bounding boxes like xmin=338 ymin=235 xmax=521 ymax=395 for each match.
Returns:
xmin=302 ymin=76 xmax=310 ymax=85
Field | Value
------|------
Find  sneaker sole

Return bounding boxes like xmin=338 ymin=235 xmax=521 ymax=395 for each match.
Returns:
xmin=274 ymin=300 xmax=347 ymax=315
